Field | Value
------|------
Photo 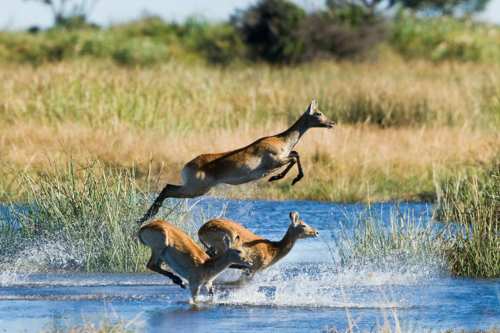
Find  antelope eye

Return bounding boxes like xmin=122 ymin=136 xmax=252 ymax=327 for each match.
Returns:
xmin=314 ymin=112 xmax=321 ymax=116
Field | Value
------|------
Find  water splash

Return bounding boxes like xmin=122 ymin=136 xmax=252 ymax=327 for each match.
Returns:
xmin=0 ymin=238 xmax=85 ymax=286
xmin=0 ymin=270 xmax=28 ymax=287
xmin=212 ymin=259 xmax=440 ymax=308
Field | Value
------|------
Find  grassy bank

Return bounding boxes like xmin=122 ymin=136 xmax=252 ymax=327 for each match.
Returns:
xmin=0 ymin=59 xmax=498 ymax=203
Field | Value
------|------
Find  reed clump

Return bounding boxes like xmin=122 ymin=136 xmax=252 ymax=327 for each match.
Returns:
xmin=435 ymin=161 xmax=499 ymax=278
xmin=4 ymin=163 xmax=201 ymax=272
xmin=335 ymin=209 xmax=498 ymax=278
xmin=337 ymin=209 xmax=446 ymax=272
xmin=334 ymin=166 xmax=500 ymax=279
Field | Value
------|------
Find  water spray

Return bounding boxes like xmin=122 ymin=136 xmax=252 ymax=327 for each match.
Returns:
xmin=318 ymin=234 xmax=338 ymax=267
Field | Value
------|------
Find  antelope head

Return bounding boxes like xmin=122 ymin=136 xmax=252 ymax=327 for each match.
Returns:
xmin=288 ymin=211 xmax=319 ymax=239
xmin=303 ymin=99 xmax=335 ymax=129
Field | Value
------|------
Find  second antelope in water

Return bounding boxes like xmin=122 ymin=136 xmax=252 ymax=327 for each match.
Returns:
xmin=138 ymin=220 xmax=252 ymax=303
xmin=137 ymin=99 xmax=335 ymax=224
xmin=198 ymin=211 xmax=318 ymax=280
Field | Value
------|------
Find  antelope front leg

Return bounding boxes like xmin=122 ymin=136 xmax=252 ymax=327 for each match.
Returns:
xmin=147 ymin=256 xmax=186 ymax=289
xmin=157 ymin=268 xmax=186 ymax=289
xmin=268 ymin=150 xmax=299 ymax=182
xmin=190 ymin=284 xmax=201 ymax=304
xmin=268 ymin=151 xmax=304 ymax=185
xmin=291 ymin=151 xmax=304 ymax=185
xmin=268 ymin=160 xmax=296 ymax=182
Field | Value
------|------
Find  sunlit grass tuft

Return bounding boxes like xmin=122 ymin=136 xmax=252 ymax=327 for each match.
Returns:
xmin=435 ymin=161 xmax=500 ymax=278
xmin=337 ymin=208 xmax=446 ymax=272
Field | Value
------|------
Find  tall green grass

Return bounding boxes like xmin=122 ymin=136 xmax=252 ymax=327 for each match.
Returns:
xmin=333 ymin=161 xmax=500 ymax=279
xmin=337 ymin=209 xmax=446 ymax=271
xmin=5 ymin=163 xmax=200 ymax=272
xmin=435 ymin=161 xmax=499 ymax=278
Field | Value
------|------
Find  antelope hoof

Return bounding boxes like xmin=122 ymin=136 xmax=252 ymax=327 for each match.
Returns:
xmin=173 ymin=276 xmax=186 ymax=289
xmin=292 ymin=176 xmax=303 ymax=186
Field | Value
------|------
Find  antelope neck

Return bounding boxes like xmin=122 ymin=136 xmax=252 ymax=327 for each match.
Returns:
xmin=272 ymin=228 xmax=297 ymax=261
xmin=278 ymin=115 xmax=309 ymax=148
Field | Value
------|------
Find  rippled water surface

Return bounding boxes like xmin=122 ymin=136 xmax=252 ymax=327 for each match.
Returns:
xmin=0 ymin=199 xmax=499 ymax=332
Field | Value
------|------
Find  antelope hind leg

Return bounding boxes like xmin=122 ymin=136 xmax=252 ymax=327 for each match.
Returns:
xmin=137 ymin=183 xmax=210 ymax=224
xmin=136 ymin=184 xmax=178 ymax=224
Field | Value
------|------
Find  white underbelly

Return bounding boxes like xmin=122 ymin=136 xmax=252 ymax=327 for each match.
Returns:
xmin=222 ymin=156 xmax=283 ymax=185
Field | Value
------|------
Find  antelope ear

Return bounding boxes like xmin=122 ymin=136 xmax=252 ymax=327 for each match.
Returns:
xmin=289 ymin=211 xmax=300 ymax=226
xmin=234 ymin=235 xmax=241 ymax=247
xmin=308 ymin=99 xmax=318 ymax=115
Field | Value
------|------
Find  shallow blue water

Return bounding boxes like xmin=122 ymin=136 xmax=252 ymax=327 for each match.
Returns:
xmin=0 ymin=199 xmax=498 ymax=332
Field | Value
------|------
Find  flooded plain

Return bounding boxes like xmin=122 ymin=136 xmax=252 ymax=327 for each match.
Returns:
xmin=0 ymin=199 xmax=498 ymax=332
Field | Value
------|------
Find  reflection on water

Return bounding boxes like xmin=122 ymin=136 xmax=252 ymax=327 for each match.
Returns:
xmin=0 ymin=199 xmax=499 ymax=332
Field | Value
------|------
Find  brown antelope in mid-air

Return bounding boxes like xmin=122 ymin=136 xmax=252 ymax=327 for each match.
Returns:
xmin=138 ymin=219 xmax=252 ymax=303
xmin=137 ymin=100 xmax=335 ymax=224
xmin=198 ymin=211 xmax=318 ymax=282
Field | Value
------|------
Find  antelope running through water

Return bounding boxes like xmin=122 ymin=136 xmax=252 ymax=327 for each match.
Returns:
xmin=138 ymin=219 xmax=252 ymax=303
xmin=137 ymin=100 xmax=334 ymax=224
xmin=198 ymin=211 xmax=318 ymax=283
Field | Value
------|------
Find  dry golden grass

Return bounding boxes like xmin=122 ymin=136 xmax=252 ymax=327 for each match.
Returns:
xmin=1 ymin=120 xmax=497 ymax=201
xmin=1 ymin=59 xmax=499 ymax=202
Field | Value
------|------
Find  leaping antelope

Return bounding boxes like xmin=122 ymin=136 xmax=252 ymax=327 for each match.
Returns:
xmin=138 ymin=219 xmax=252 ymax=303
xmin=138 ymin=100 xmax=334 ymax=224
xmin=198 ymin=211 xmax=318 ymax=282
